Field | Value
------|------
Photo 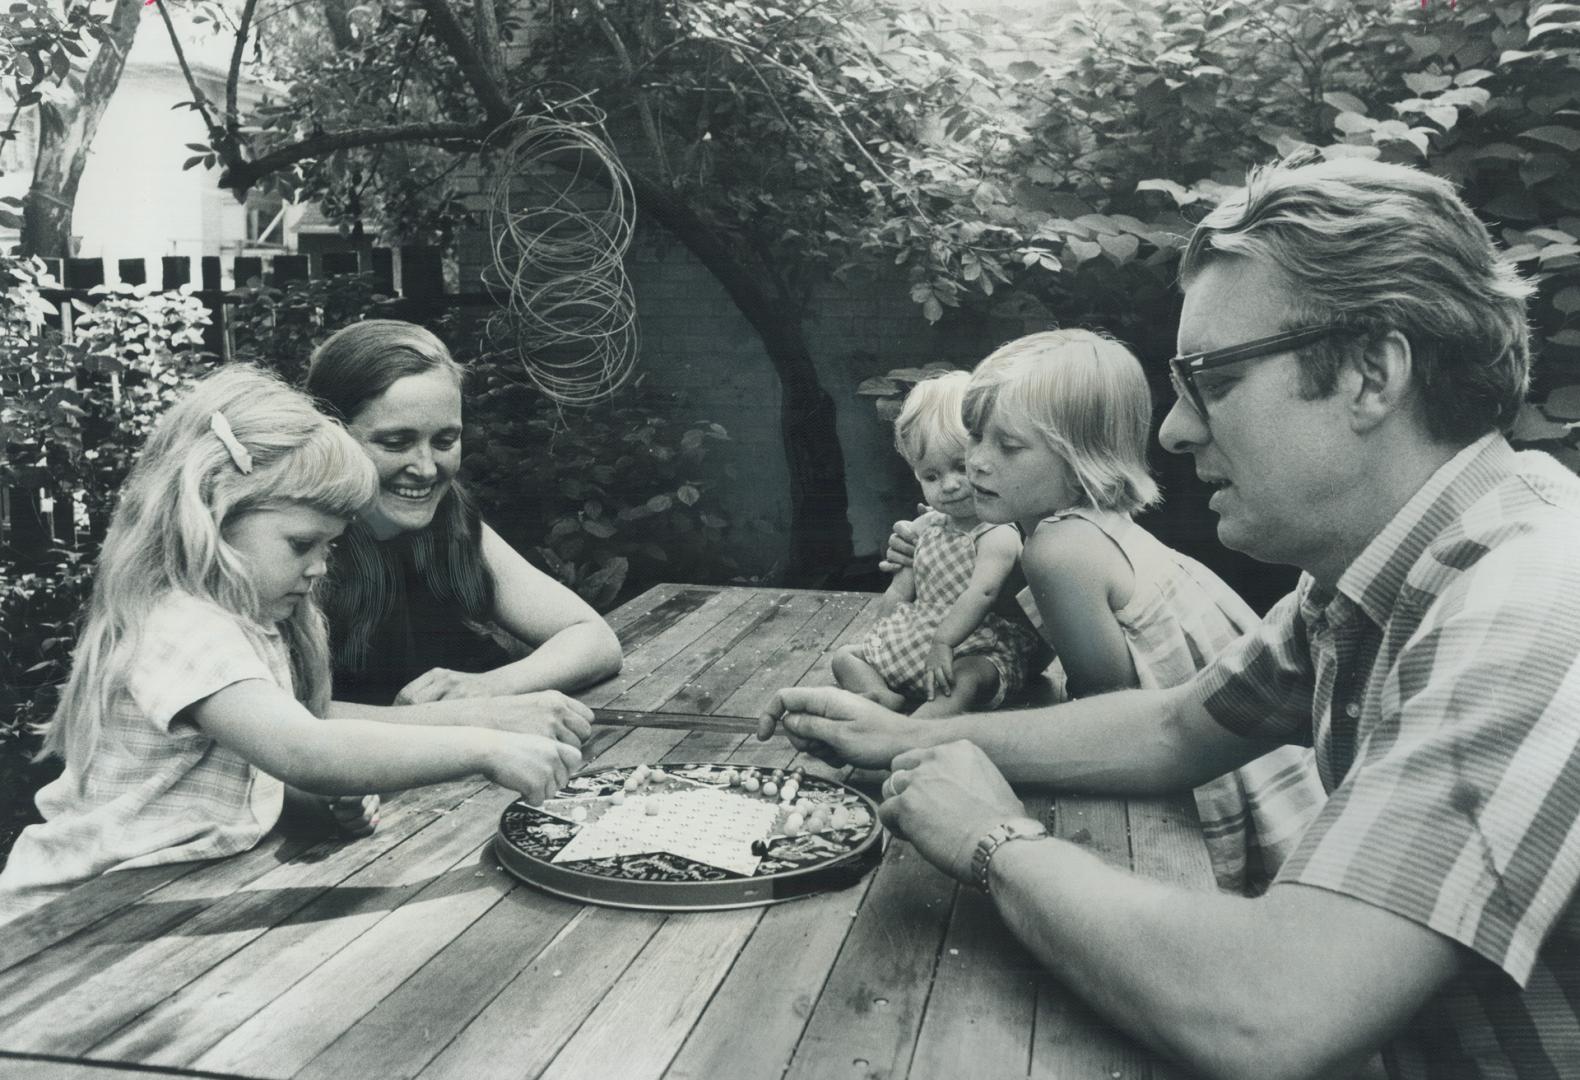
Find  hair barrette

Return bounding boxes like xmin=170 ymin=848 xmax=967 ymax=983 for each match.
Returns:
xmin=210 ymin=412 xmax=254 ymax=474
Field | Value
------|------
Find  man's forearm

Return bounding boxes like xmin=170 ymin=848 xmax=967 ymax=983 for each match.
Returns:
xmin=922 ymin=688 xmax=1248 ymax=793
xmin=986 ymin=841 xmax=1445 ymax=1080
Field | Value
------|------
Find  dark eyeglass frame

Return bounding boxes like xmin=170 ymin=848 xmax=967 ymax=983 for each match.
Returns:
xmin=1168 ymin=325 xmax=1340 ymax=419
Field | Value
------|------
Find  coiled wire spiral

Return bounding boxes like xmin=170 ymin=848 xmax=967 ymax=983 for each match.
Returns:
xmin=482 ymin=101 xmax=638 ymax=405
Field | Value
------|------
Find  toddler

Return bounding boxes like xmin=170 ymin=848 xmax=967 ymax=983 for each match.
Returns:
xmin=835 ymin=372 xmax=1038 ymax=718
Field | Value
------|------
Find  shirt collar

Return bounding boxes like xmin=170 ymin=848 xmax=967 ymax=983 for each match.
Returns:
xmin=1332 ymin=432 xmax=1514 ymax=628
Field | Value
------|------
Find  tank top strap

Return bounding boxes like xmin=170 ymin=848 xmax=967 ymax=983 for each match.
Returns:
xmin=1038 ymin=507 xmax=1146 ymax=579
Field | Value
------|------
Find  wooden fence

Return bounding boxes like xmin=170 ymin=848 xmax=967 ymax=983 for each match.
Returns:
xmin=3 ymin=245 xmax=463 ymax=569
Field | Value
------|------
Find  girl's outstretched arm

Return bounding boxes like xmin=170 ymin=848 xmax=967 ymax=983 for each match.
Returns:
xmin=192 ymin=678 xmax=579 ymax=804
xmin=923 ymin=525 xmax=1020 ymax=697
xmin=1021 ymin=519 xmax=1138 ymax=698
xmin=391 ymin=524 xmax=623 ymax=705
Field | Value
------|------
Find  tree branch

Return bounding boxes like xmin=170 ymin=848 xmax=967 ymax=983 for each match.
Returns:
xmin=221 ymin=120 xmax=491 ymax=194
xmin=410 ymin=0 xmax=512 ymax=125
xmin=226 ymin=0 xmax=262 ymax=136
xmin=588 ymin=0 xmax=669 ymax=184
xmin=474 ymin=0 xmax=505 ymax=85
xmin=153 ymin=0 xmax=219 ymax=135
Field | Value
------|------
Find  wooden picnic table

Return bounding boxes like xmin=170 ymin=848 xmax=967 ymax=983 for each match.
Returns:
xmin=0 ymin=583 xmax=1214 ymax=1080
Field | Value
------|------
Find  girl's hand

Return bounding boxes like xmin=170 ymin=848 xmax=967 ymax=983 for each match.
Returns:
xmin=283 ymin=786 xmax=379 ymax=838
xmin=924 ymin=642 xmax=955 ymax=700
xmin=480 ymin=731 xmax=583 ymax=805
xmin=879 ymin=504 xmax=935 ymax=573
xmin=395 ymin=667 xmax=506 ymax=704
xmin=475 ymin=691 xmax=594 ymax=745
xmin=326 ymin=794 xmax=380 ymax=837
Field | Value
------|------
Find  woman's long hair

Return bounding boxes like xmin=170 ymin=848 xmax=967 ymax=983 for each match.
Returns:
xmin=39 ymin=365 xmax=378 ymax=771
xmin=305 ymin=320 xmax=495 ymax=673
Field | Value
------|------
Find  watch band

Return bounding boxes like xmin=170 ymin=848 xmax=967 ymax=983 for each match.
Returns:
xmin=970 ymin=816 xmax=1050 ymax=894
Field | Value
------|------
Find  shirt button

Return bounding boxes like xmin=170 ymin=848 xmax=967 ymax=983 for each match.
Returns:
xmin=1345 ymin=702 xmax=1360 ymax=719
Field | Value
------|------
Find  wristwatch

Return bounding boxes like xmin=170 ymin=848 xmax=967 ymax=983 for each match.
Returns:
xmin=970 ymin=816 xmax=1050 ymax=894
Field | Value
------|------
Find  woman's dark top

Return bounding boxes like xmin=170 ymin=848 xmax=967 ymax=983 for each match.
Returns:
xmin=325 ymin=491 xmax=505 ymax=706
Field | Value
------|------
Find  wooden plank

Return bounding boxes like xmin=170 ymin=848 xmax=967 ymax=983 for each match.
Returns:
xmin=782 ymin=841 xmax=956 ymax=1080
xmin=608 ymin=585 xmax=719 ymax=649
xmin=658 ymin=593 xmax=828 ymax=716
xmin=909 ymin=885 xmax=1040 ymax=1080
xmin=714 ymin=593 xmax=871 ymax=716
xmin=415 ymin=907 xmax=666 ymax=1080
xmin=0 ymin=1055 xmax=206 ymax=1079
xmin=798 ymin=593 xmax=884 ymax=688
xmin=1052 ymin=794 xmax=1132 ymax=871
xmin=580 ymin=589 xmax=756 ymax=709
xmin=161 ymin=256 xmax=191 ymax=289
xmin=190 ymin=832 xmax=513 ymax=1078
xmin=601 ymin=591 xmax=791 ymax=713
xmin=0 ymin=830 xmax=319 ymax=1040
xmin=1127 ymin=795 xmax=1214 ymax=891
xmin=78 ymin=781 xmax=493 ymax=1068
xmin=295 ymin=880 xmax=579 ymax=1080
xmin=179 ymin=787 xmax=511 ymax=1076
xmin=665 ymin=857 xmax=876 ymax=1080
xmin=1032 ymin=972 xmax=1155 ymax=1080
xmin=536 ymin=907 xmax=763 ymax=1080
xmin=582 ymin=726 xmax=694 ymax=769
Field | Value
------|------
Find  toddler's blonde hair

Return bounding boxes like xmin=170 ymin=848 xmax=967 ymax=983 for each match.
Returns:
xmin=962 ymin=330 xmax=1159 ymax=514
xmin=893 ymin=370 xmax=971 ymax=467
xmin=39 ymin=365 xmax=378 ymax=771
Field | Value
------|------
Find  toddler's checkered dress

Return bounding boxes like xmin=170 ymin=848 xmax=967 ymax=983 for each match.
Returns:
xmin=858 ymin=518 xmax=1037 ymax=706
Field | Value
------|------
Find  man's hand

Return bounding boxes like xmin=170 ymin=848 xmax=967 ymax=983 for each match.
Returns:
xmin=923 ymin=642 xmax=954 ymax=700
xmin=878 ymin=741 xmax=1027 ymax=884
xmin=878 ymin=504 xmax=934 ymax=573
xmin=755 ymin=686 xmax=918 ymax=768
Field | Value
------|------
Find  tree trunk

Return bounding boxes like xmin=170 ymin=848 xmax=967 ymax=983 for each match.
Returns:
xmin=626 ymin=175 xmax=854 ymax=585
xmin=19 ymin=0 xmax=144 ymax=258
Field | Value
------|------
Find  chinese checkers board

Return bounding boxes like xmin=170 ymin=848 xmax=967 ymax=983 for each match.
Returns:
xmin=494 ymin=762 xmax=884 ymax=910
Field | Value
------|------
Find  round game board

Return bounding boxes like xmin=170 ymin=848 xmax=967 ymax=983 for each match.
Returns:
xmin=494 ymin=762 xmax=884 ymax=910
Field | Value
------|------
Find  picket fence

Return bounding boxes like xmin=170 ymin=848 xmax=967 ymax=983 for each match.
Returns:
xmin=4 ymin=245 xmax=463 ymax=568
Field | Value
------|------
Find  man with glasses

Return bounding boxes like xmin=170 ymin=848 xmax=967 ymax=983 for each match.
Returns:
xmin=759 ymin=155 xmax=1580 ymax=1079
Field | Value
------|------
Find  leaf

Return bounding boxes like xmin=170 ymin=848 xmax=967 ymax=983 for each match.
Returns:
xmin=1473 ymin=142 xmax=1526 ymax=161
xmin=1511 ymin=401 xmax=1570 ymax=441
xmin=1322 ymin=91 xmax=1367 ymax=115
xmin=677 ymin=484 xmax=700 ymax=506
xmin=1334 ymin=111 xmax=1373 ymax=135
xmin=922 ymin=296 xmax=943 ymax=322
xmin=182 ymin=156 xmax=204 ymax=171
xmin=1099 ymin=233 xmax=1139 ymax=264
xmin=1067 ymin=238 xmax=1102 ymax=264
xmin=1520 ymin=126 xmax=1580 ymax=152
xmin=1007 ymin=60 xmax=1042 ymax=80
xmin=646 ymin=494 xmax=673 ymax=513
xmin=1543 ymin=384 xmax=1580 ymax=419
xmin=1136 ymin=178 xmax=1198 ymax=206
xmin=582 ymin=519 xmax=616 ymax=539
xmin=1403 ymin=72 xmax=1452 ymax=94
xmin=1553 ymin=286 xmax=1580 ymax=314
xmin=856 ymin=376 xmax=900 ymax=396
xmin=0 ymin=210 xmax=21 ymax=229
xmin=1548 ymin=330 xmax=1580 ymax=348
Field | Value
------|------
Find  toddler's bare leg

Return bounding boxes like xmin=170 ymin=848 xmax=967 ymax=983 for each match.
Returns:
xmin=911 ymin=656 xmax=1000 ymax=718
xmin=832 ymin=646 xmax=906 ymax=711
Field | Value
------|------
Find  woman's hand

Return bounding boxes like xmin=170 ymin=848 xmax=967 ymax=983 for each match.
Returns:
xmin=395 ymin=666 xmax=510 ymax=704
xmin=924 ymin=642 xmax=954 ymax=700
xmin=479 ymin=731 xmax=583 ymax=805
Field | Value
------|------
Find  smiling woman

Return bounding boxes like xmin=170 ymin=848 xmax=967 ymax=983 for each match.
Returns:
xmin=305 ymin=320 xmax=623 ymax=713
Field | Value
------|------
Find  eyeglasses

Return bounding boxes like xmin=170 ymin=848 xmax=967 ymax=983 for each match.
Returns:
xmin=1168 ymin=325 xmax=1340 ymax=420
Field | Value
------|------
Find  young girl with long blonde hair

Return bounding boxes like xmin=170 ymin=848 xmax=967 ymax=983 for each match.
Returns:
xmin=0 ymin=366 xmax=582 ymax=923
